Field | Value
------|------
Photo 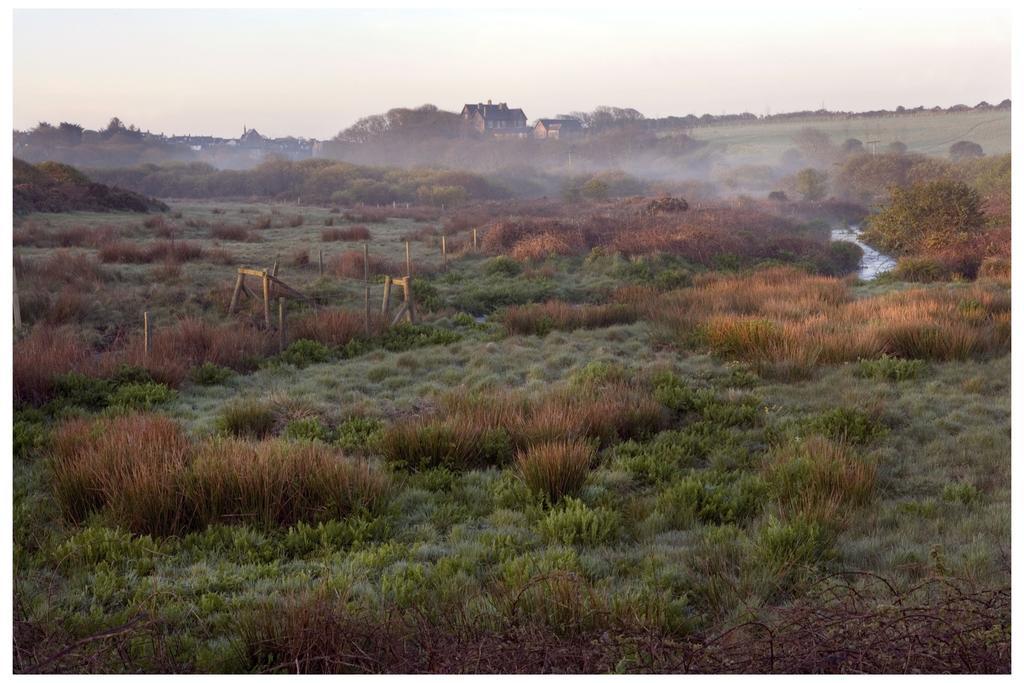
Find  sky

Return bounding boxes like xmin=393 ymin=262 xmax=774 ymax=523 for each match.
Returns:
xmin=13 ymin=8 xmax=1012 ymax=140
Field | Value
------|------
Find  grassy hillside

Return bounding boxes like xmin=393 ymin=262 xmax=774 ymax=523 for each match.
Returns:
xmin=689 ymin=109 xmax=1010 ymax=160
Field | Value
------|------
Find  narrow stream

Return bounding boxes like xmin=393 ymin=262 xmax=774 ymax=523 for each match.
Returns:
xmin=830 ymin=225 xmax=897 ymax=281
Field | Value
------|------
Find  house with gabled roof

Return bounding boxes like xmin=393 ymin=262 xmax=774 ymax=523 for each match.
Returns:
xmin=461 ymin=100 xmax=529 ymax=137
xmin=533 ymin=118 xmax=584 ymax=140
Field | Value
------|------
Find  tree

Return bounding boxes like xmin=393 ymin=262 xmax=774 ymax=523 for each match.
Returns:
xmin=841 ymin=138 xmax=864 ymax=155
xmin=886 ymin=141 xmax=908 ymax=155
xmin=949 ymin=140 xmax=984 ymax=161
xmin=793 ymin=168 xmax=828 ymax=201
xmin=792 ymin=127 xmax=836 ymax=163
xmin=862 ymin=180 xmax=984 ymax=254
xmin=581 ymin=178 xmax=609 ymax=200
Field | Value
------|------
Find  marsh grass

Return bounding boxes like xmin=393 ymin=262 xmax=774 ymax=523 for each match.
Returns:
xmin=50 ymin=415 xmax=389 ymax=535
xmin=765 ymin=435 xmax=876 ymax=526
xmin=516 ymin=440 xmax=595 ymax=503
xmin=380 ymin=384 xmax=665 ymax=471
xmin=501 ymin=300 xmax=639 ymax=336
xmin=655 ymin=267 xmax=1010 ymax=371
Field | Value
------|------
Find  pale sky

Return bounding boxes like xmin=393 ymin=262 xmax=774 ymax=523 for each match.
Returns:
xmin=13 ymin=8 xmax=1012 ymax=139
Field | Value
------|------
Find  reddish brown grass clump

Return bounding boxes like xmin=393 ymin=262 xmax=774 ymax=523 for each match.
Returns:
xmin=51 ymin=414 xmax=192 ymax=535
xmin=516 ymin=439 xmax=595 ymax=502
xmin=653 ymin=267 xmax=1010 ymax=371
xmin=322 ymin=226 xmax=371 ymax=242
xmin=50 ymin=415 xmax=390 ymax=535
xmin=13 ymin=325 xmax=92 ymax=406
xmin=502 ymin=300 xmax=639 ymax=336
xmin=329 ymin=250 xmax=397 ymax=278
xmin=291 ymin=307 xmax=383 ymax=346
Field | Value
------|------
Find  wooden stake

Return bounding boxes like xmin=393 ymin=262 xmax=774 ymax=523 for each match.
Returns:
xmin=363 ymin=242 xmax=371 ymax=335
xmin=228 ymin=272 xmax=244 ymax=314
xmin=13 ymin=266 xmax=22 ymax=330
xmin=318 ymin=248 xmax=324 ymax=276
xmin=143 ymin=311 xmax=151 ymax=358
xmin=381 ymin=275 xmax=392 ymax=315
xmin=441 ymin=235 xmax=447 ymax=271
xmin=262 ymin=272 xmax=271 ymax=328
xmin=278 ymin=298 xmax=286 ymax=351
xmin=473 ymin=228 xmax=478 ymax=251
xmin=405 ymin=241 xmax=411 ymax=277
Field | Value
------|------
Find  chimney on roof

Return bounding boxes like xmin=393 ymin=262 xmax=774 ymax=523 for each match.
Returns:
xmin=487 ymin=99 xmax=492 ymax=105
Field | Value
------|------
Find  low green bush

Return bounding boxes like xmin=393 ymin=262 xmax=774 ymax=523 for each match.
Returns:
xmin=284 ymin=417 xmax=332 ymax=442
xmin=854 ymin=355 xmax=926 ymax=381
xmin=190 ymin=362 xmax=236 ymax=386
xmin=657 ymin=472 xmax=767 ymax=528
xmin=801 ymin=407 xmax=887 ymax=445
xmin=942 ymin=482 xmax=981 ymax=505
xmin=276 ymin=339 xmax=333 ymax=368
xmin=756 ymin=515 xmax=835 ymax=580
xmin=538 ymin=498 xmax=620 ymax=546
xmin=482 ymin=255 xmax=522 ymax=277
xmin=334 ymin=416 xmax=384 ymax=452
xmin=14 ymin=410 xmax=49 ymax=458
xmin=108 ymin=382 xmax=176 ymax=410
xmin=453 ymin=277 xmax=555 ymax=316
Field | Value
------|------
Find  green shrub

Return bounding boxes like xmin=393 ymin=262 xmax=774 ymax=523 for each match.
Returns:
xmin=51 ymin=372 xmax=112 ymax=411
xmin=483 ymin=255 xmax=522 ymax=277
xmin=756 ymin=515 xmax=835 ymax=578
xmin=453 ymin=278 xmax=554 ymax=316
xmin=570 ymin=361 xmax=627 ymax=389
xmin=942 ymin=482 xmax=981 ymax=505
xmin=801 ymin=407 xmax=887 ymax=445
xmin=14 ymin=410 xmax=49 ymax=458
xmin=609 ymin=429 xmax=707 ymax=486
xmin=538 ymin=498 xmax=620 ymax=546
xmin=652 ymin=373 xmax=759 ymax=427
xmin=854 ymin=355 xmax=926 ymax=381
xmin=334 ymin=416 xmax=384 ymax=452
xmin=657 ymin=472 xmax=767 ymax=527
xmin=277 ymin=339 xmax=333 ymax=368
xmin=380 ymin=325 xmax=460 ymax=352
xmin=215 ymin=400 xmax=276 ymax=439
xmin=410 ymin=279 xmax=442 ymax=312
xmin=109 ymin=364 xmax=154 ymax=386
xmin=190 ymin=362 xmax=236 ymax=386
xmin=109 ymin=382 xmax=177 ymax=410
xmin=284 ymin=417 xmax=331 ymax=442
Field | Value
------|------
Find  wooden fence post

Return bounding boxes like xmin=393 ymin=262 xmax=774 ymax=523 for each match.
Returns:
xmin=13 ymin=266 xmax=22 ymax=330
xmin=228 ymin=272 xmax=244 ymax=314
xmin=363 ymin=242 xmax=371 ymax=335
xmin=278 ymin=298 xmax=286 ymax=352
xmin=262 ymin=271 xmax=271 ymax=328
xmin=318 ymin=248 xmax=324 ymax=276
xmin=381 ymin=275 xmax=393 ymax=315
xmin=405 ymin=241 xmax=412 ymax=277
xmin=143 ymin=311 xmax=151 ymax=359
xmin=441 ymin=235 xmax=447 ymax=272
xmin=473 ymin=228 xmax=478 ymax=251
